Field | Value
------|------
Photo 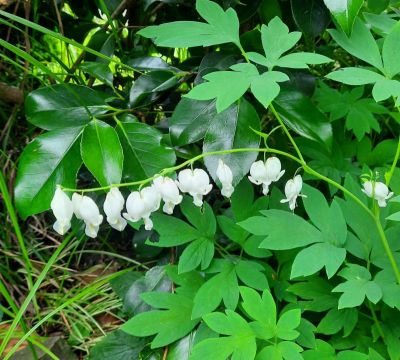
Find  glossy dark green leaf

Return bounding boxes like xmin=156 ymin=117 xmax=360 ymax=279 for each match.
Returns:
xmin=25 ymin=84 xmax=109 ymax=130
xmin=15 ymin=127 xmax=82 ymax=219
xmin=203 ymin=98 xmax=260 ymax=186
xmin=79 ymin=61 xmax=113 ymax=86
xmin=127 ymin=56 xmax=179 ymax=72
xmin=88 ymin=330 xmax=147 ymax=360
xmin=324 ymin=0 xmax=363 ymax=35
xmin=116 ymin=120 xmax=176 ymax=182
xmin=273 ymin=89 xmax=333 ymax=149
xmin=170 ymin=98 xmax=221 ymax=146
xmin=291 ymin=0 xmax=331 ymax=38
xmin=81 ymin=120 xmax=123 ymax=187
xmin=129 ymin=71 xmax=178 ymax=108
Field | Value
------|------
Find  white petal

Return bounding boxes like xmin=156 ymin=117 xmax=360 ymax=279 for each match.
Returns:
xmin=192 ymin=194 xmax=203 ymax=207
xmin=143 ymin=217 xmax=153 ymax=230
xmin=53 ymin=220 xmax=71 ymax=235
xmin=103 ymin=187 xmax=125 ymax=221
xmin=216 ymin=159 xmax=233 ymax=184
xmin=85 ymin=223 xmax=100 ymax=238
xmin=108 ymin=216 xmax=127 ymax=231
xmin=51 ymin=188 xmax=73 ymax=221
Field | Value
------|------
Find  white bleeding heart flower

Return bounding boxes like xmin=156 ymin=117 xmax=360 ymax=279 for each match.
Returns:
xmin=249 ymin=157 xmax=285 ymax=195
xmin=362 ymin=181 xmax=393 ymax=207
xmin=216 ymin=159 xmax=234 ymax=198
xmin=176 ymin=168 xmax=213 ymax=207
xmin=103 ymin=187 xmax=127 ymax=231
xmin=123 ymin=186 xmax=161 ymax=230
xmin=50 ymin=187 xmax=73 ymax=235
xmin=153 ymin=176 xmax=183 ymax=214
xmin=72 ymin=193 xmax=103 ymax=238
xmin=280 ymin=175 xmax=305 ymax=210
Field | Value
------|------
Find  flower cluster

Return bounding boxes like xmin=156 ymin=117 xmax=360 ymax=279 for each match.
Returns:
xmin=50 ymin=157 xmax=305 ymax=237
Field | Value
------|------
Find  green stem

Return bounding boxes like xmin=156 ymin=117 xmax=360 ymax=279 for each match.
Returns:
xmin=269 ymin=104 xmax=305 ymax=163
xmin=61 ymin=147 xmax=302 ymax=193
xmin=368 ymin=301 xmax=385 ymax=340
xmin=386 ymin=136 xmax=400 ymax=187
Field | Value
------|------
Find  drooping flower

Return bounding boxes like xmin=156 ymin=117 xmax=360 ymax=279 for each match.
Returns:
xmin=153 ymin=176 xmax=183 ymax=214
xmin=72 ymin=193 xmax=103 ymax=238
xmin=123 ymin=186 xmax=161 ymax=230
xmin=248 ymin=157 xmax=285 ymax=195
xmin=362 ymin=181 xmax=394 ymax=207
xmin=280 ymin=175 xmax=305 ymax=210
xmin=176 ymin=168 xmax=213 ymax=207
xmin=216 ymin=159 xmax=234 ymax=198
xmin=103 ymin=187 xmax=127 ymax=231
xmin=50 ymin=187 xmax=73 ymax=235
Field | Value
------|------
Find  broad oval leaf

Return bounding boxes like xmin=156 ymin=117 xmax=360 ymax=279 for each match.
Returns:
xmin=116 ymin=120 xmax=176 ymax=182
xmin=25 ymin=84 xmax=109 ymax=130
xmin=15 ymin=127 xmax=82 ymax=219
xmin=81 ymin=119 xmax=123 ymax=187
xmin=273 ymin=89 xmax=333 ymax=149
xmin=203 ymin=98 xmax=261 ymax=186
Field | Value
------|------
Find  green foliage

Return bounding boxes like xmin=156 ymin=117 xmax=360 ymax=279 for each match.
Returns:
xmin=4 ymin=0 xmax=400 ymax=359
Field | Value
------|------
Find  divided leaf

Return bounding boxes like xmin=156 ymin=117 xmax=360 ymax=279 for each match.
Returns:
xmin=138 ymin=0 xmax=240 ymax=48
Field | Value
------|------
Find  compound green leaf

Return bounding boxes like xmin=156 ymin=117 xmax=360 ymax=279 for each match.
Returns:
xmin=151 ymin=213 xmax=201 ymax=247
xmin=328 ymin=18 xmax=383 ymax=70
xmin=317 ymin=308 xmax=358 ymax=336
xmin=178 ymin=237 xmax=214 ymax=274
xmin=192 ymin=262 xmax=238 ymax=318
xmin=239 ymin=210 xmax=324 ymax=250
xmin=332 ymin=264 xmax=383 ymax=308
xmin=382 ymin=21 xmax=400 ymax=78
xmin=291 ymin=243 xmax=346 ymax=279
xmin=190 ymin=310 xmax=256 ymax=360
xmin=185 ymin=64 xmax=257 ymax=113
xmin=261 ymin=17 xmax=301 ymax=67
xmin=251 ymin=71 xmax=289 ymax=108
xmin=138 ymin=0 xmax=240 ymax=47
xmin=326 ymin=67 xmax=385 ymax=85
xmin=276 ymin=52 xmax=332 ymax=68
xmin=81 ymin=119 xmax=123 ymax=187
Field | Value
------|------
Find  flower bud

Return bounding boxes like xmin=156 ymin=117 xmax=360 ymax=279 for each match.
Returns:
xmin=216 ymin=159 xmax=234 ymax=198
xmin=362 ymin=181 xmax=393 ymax=207
xmin=280 ymin=175 xmax=305 ymax=210
xmin=72 ymin=193 xmax=103 ymax=238
xmin=123 ymin=186 xmax=161 ymax=230
xmin=103 ymin=187 xmax=127 ymax=231
xmin=177 ymin=168 xmax=212 ymax=207
xmin=153 ymin=176 xmax=183 ymax=214
xmin=50 ymin=187 xmax=73 ymax=235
